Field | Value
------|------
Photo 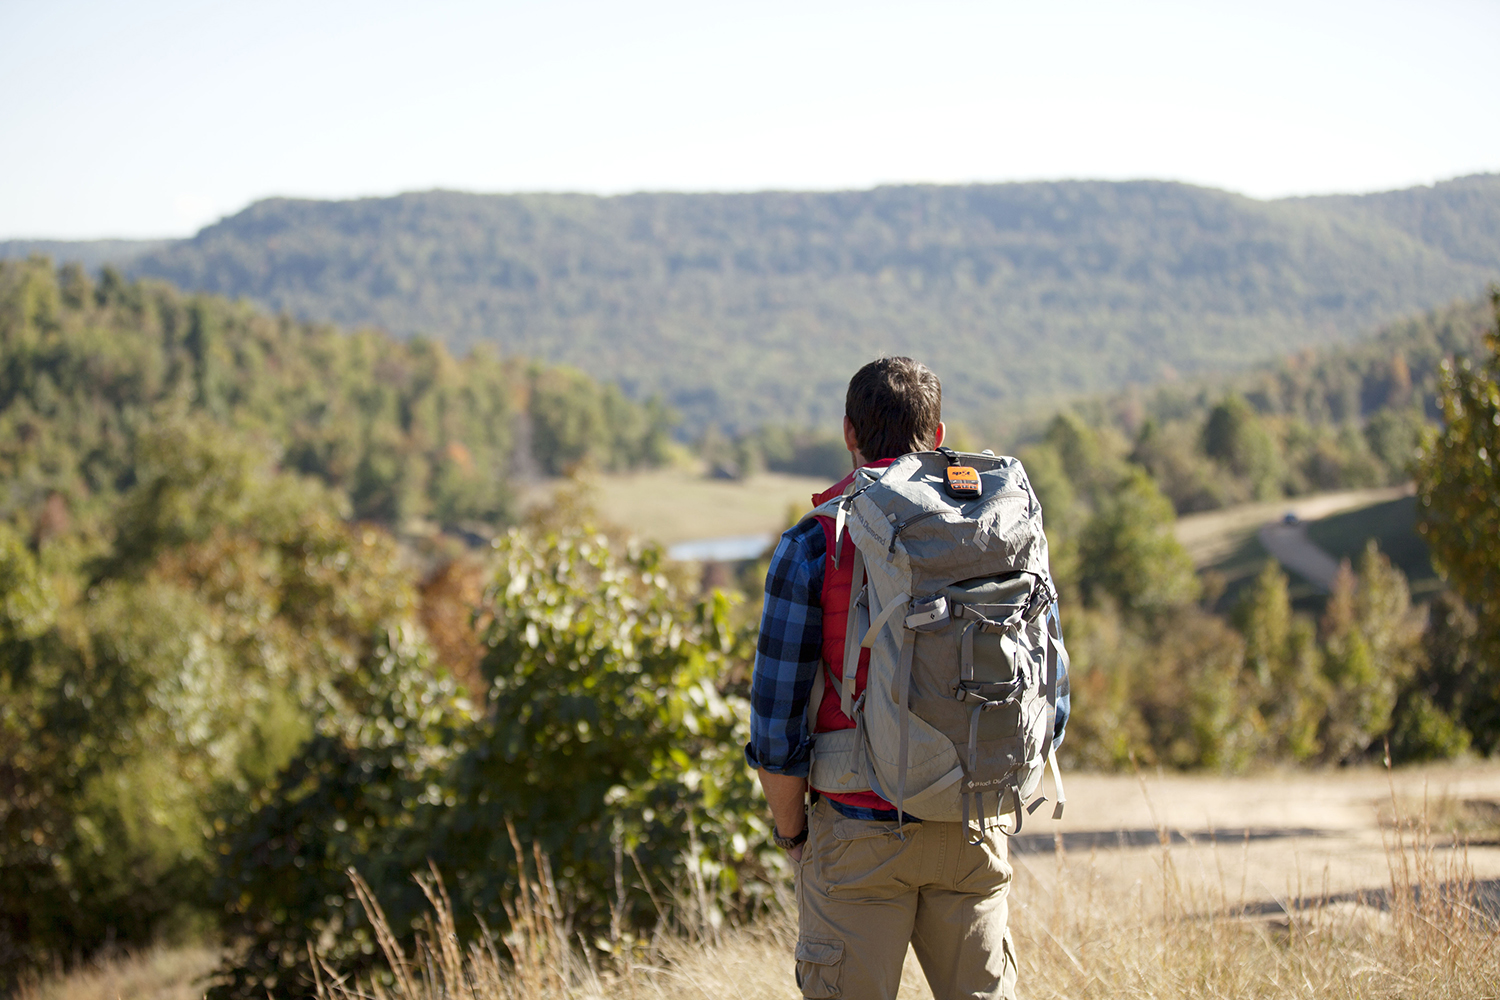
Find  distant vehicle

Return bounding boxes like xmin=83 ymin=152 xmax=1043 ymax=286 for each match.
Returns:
xmin=1282 ymin=512 xmax=1301 ymax=526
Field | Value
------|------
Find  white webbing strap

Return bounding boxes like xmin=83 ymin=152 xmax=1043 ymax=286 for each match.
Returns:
xmin=861 ymin=589 xmax=911 ymax=649
xmin=831 ymin=498 xmax=849 ymax=569
xmin=839 ymin=548 xmax=866 ymax=720
xmin=806 ymin=660 xmax=827 ymax=733
xmin=1048 ymin=753 xmax=1067 ymax=820
xmin=892 ymin=630 xmax=915 ymax=837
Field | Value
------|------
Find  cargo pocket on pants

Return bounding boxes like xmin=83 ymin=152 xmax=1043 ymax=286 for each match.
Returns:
xmin=794 ymin=937 xmax=844 ymax=998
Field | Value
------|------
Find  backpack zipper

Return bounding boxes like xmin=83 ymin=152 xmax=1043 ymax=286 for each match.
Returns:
xmin=888 ymin=510 xmax=942 ymax=553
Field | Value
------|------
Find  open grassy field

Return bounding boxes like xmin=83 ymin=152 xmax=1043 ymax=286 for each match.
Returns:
xmin=524 ymin=468 xmax=832 ymax=548
xmin=27 ymin=762 xmax=1500 ymax=1000
xmin=1172 ymin=486 xmax=1412 ymax=570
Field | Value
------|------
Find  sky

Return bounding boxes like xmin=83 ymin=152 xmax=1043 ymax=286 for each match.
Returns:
xmin=2 ymin=0 xmax=1497 ymax=240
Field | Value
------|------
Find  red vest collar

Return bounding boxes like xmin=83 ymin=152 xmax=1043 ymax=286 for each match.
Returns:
xmin=811 ymin=458 xmax=898 ymax=507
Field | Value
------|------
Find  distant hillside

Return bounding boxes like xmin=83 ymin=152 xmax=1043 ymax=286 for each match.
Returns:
xmin=11 ymin=176 xmax=1500 ymax=430
xmin=1307 ymin=174 xmax=1500 ymax=272
xmin=1034 ymin=294 xmax=1495 ymax=520
xmin=0 ymin=259 xmax=671 ymax=527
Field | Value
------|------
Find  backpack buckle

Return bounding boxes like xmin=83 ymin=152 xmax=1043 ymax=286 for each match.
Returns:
xmin=1023 ymin=575 xmax=1055 ymax=622
xmin=904 ymin=595 xmax=949 ymax=631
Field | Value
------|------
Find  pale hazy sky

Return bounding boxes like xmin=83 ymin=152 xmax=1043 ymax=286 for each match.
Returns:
xmin=2 ymin=0 xmax=1497 ymax=239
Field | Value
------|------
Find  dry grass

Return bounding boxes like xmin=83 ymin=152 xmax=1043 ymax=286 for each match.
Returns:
xmin=1379 ymin=791 xmax=1500 ymax=844
xmin=1006 ymin=806 xmax=1499 ymax=999
xmin=16 ymin=945 xmax=221 ymax=1000
xmin=293 ymin=789 xmax=1498 ymax=1000
xmin=25 ymin=776 xmax=1500 ymax=1000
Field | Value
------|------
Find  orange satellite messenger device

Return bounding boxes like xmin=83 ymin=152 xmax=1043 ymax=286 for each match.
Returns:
xmin=937 ymin=447 xmax=982 ymax=500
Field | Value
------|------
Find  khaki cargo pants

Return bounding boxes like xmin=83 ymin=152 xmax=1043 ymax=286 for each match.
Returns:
xmin=793 ymin=796 xmax=1017 ymax=999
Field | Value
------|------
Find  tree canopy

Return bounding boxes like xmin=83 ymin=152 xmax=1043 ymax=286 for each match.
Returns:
xmin=0 ymin=258 xmax=673 ymax=529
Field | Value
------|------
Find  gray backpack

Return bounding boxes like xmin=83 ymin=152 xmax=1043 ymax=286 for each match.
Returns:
xmin=806 ymin=448 xmax=1068 ymax=840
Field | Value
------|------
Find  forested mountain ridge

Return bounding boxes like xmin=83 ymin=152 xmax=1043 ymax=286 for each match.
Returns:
xmin=107 ymin=176 xmax=1500 ymax=429
xmin=6 ymin=176 xmax=1498 ymax=431
xmin=1082 ymin=295 xmax=1497 ymax=510
xmin=1307 ymin=173 xmax=1500 ymax=271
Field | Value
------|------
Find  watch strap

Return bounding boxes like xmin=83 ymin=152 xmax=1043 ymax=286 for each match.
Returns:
xmin=773 ymin=826 xmax=808 ymax=850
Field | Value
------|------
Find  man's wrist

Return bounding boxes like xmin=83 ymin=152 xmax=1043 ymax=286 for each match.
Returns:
xmin=773 ymin=826 xmax=808 ymax=851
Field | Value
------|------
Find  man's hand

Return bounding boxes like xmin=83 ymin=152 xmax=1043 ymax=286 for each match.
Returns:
xmin=757 ymin=769 xmax=808 ymax=860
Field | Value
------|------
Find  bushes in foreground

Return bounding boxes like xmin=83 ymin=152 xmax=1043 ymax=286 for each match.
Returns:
xmin=208 ymin=522 xmax=768 ymax=999
xmin=0 ymin=420 xmax=440 ymax=991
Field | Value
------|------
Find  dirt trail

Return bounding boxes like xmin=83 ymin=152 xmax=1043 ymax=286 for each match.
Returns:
xmin=1008 ymin=763 xmax=1500 ymax=911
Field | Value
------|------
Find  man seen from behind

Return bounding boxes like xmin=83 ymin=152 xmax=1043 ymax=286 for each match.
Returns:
xmin=746 ymin=356 xmax=1069 ymax=1000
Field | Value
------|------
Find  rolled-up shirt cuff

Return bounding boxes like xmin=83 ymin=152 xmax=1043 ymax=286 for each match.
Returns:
xmin=744 ymin=741 xmax=813 ymax=777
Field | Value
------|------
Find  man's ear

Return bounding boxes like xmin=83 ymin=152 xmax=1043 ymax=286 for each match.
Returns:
xmin=933 ymin=422 xmax=946 ymax=449
xmin=843 ymin=416 xmax=859 ymax=453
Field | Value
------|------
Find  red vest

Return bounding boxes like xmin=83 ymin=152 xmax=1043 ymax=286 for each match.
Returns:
xmin=810 ymin=460 xmax=896 ymax=811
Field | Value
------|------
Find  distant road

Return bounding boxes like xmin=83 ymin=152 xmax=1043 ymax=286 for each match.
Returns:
xmin=1174 ymin=485 xmax=1412 ymax=568
xmin=1257 ymin=521 xmax=1343 ymax=591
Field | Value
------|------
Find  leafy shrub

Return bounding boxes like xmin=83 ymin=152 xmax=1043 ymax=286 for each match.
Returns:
xmin=0 ymin=420 xmax=431 ymax=991
xmin=208 ymin=523 xmax=770 ymax=999
xmin=1318 ymin=544 xmax=1423 ymax=762
xmin=1416 ymin=290 xmax=1500 ymax=669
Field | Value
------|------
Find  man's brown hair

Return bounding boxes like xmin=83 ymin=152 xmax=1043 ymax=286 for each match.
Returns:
xmin=845 ymin=356 xmax=942 ymax=462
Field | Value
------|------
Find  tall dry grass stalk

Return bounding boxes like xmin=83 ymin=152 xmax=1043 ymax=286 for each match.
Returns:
xmin=16 ymin=945 xmax=222 ymax=1000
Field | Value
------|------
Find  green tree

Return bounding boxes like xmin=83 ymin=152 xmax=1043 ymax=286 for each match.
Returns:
xmin=209 ymin=631 xmax=469 ymax=1000
xmin=450 ymin=524 xmax=765 ymax=929
xmin=1129 ymin=417 xmax=1234 ymax=513
xmin=1017 ymin=443 xmax=1080 ymax=597
xmin=0 ymin=420 xmax=441 ymax=988
xmin=1077 ymin=468 xmax=1200 ymax=619
xmin=1364 ymin=406 xmax=1427 ymax=479
xmin=1202 ymin=394 xmax=1281 ymax=500
xmin=1391 ymin=591 xmax=1481 ymax=760
xmin=1234 ymin=561 xmax=1324 ymax=761
xmin=1318 ymin=544 xmax=1421 ymax=762
xmin=1416 ymin=289 xmax=1500 ymax=641
xmin=1045 ymin=411 xmax=1122 ymax=497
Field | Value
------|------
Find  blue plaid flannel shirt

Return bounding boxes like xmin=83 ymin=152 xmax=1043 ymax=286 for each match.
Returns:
xmin=745 ymin=517 xmax=1071 ymax=822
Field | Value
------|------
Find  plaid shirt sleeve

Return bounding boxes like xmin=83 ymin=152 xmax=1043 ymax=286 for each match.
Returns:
xmin=744 ymin=518 xmax=826 ymax=777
